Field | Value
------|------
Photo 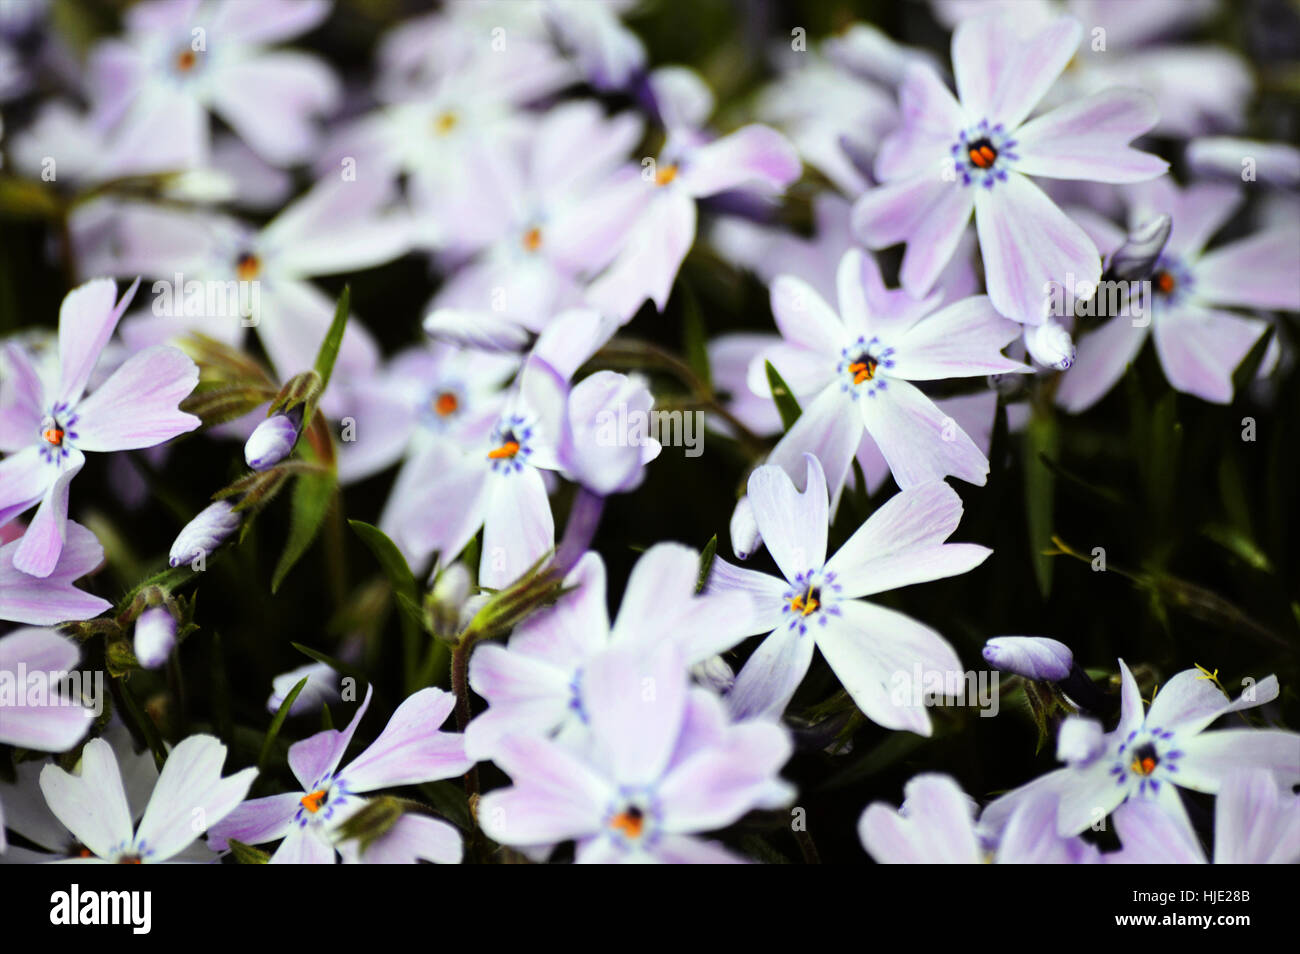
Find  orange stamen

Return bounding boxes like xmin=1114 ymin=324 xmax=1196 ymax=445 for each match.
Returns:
xmin=300 ymin=789 xmax=328 ymax=814
xmin=176 ymin=49 xmax=197 ymax=72
xmin=43 ymin=427 xmax=64 ymax=446
xmin=434 ymin=111 xmax=458 ymax=135
xmin=849 ymin=359 xmax=877 ymax=385
xmin=1131 ymin=756 xmax=1158 ymax=776
xmin=236 ymin=253 xmax=261 ymax=281
xmin=610 ymin=809 xmax=644 ymax=839
xmin=1155 ymin=271 xmax=1175 ymax=295
xmin=522 ymin=227 xmax=542 ymax=252
xmin=434 ymin=392 xmax=459 ymax=417
xmin=488 ymin=440 xmax=520 ymax=460
xmin=969 ymin=144 xmax=997 ymax=169
xmin=655 ymin=163 xmax=679 ymax=186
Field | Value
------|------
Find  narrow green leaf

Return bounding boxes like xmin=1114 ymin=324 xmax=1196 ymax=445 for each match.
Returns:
xmin=349 ymin=520 xmax=418 ymax=602
xmin=258 ymin=676 xmax=308 ymax=772
xmin=1231 ymin=325 xmax=1275 ymax=397
xmin=313 ymin=285 xmax=351 ymax=392
xmin=681 ymin=284 xmax=712 ymax=391
xmin=228 ymin=839 xmax=271 ymax=864
xmin=114 ymin=678 xmax=167 ymax=771
xmin=696 ymin=535 xmax=718 ymax=594
xmin=418 ymin=781 xmax=474 ymax=830
xmin=765 ymin=360 xmax=802 ymax=432
xmin=1024 ymin=408 xmax=1059 ymax=599
xmin=271 ymin=469 xmax=337 ymax=593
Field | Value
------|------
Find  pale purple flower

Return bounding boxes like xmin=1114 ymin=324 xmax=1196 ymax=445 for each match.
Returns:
xmin=465 ymin=547 xmax=750 ymax=761
xmin=982 ymin=661 xmax=1300 ymax=839
xmin=244 ymin=412 xmax=298 ymax=471
xmin=133 ymin=606 xmax=176 ymax=670
xmin=87 ymin=0 xmax=338 ymax=169
xmin=478 ymin=642 xmax=794 ymax=864
xmin=544 ymin=0 xmax=646 ymax=92
xmin=1186 ymin=137 xmax=1300 ymax=189
xmin=859 ymin=773 xmax=1099 ymax=864
xmin=0 ymin=278 xmax=200 ymax=577
xmin=0 ymin=627 xmax=95 ymax=754
xmin=0 ymin=521 xmax=111 ymax=624
xmin=39 ymin=734 xmax=256 ymax=863
xmin=168 ymin=499 xmax=240 ymax=568
xmin=266 ymin=661 xmax=338 ymax=717
xmin=853 ymin=14 xmax=1166 ymax=324
xmin=982 ymin=635 xmax=1074 ymax=682
xmin=747 ymin=248 xmax=1025 ymax=503
xmin=207 ymin=686 xmax=470 ymax=864
xmin=587 ymin=122 xmax=801 ymax=321
xmin=1107 ymin=769 xmax=1300 ymax=865
xmin=1058 ymin=177 xmax=1296 ymax=410
xmin=708 ymin=456 xmax=990 ymax=733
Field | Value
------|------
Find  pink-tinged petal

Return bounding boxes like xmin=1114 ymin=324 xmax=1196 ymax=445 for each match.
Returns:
xmin=269 ymin=825 xmax=336 ymax=864
xmin=1127 ymin=178 xmax=1242 ymax=261
xmin=210 ymin=0 xmax=331 ymax=45
xmin=480 ymin=735 xmax=612 ymax=845
xmin=978 ymin=766 xmax=1072 ymax=838
xmin=205 ymin=792 xmax=302 ymax=852
xmin=1175 ymin=730 xmax=1300 ymax=793
xmin=545 ymin=167 xmax=652 ymax=277
xmin=70 ymin=346 xmax=200 ymax=452
xmin=746 ymin=455 xmax=828 ymax=582
xmin=898 ymin=178 xmax=977 ymax=298
xmin=766 ymin=384 xmax=864 ymax=511
xmin=0 ymin=446 xmax=53 ymax=527
xmin=610 ymin=544 xmax=697 ymax=642
xmin=1193 ymin=229 xmax=1300 ymax=312
xmin=1054 ymin=757 xmax=1131 ymax=836
xmin=339 ymin=688 xmax=471 ymax=792
xmin=649 ymin=834 xmax=748 ymax=864
xmin=1057 ymin=315 xmax=1149 ymax=414
xmin=1014 ymin=88 xmax=1166 ymax=183
xmin=334 ymin=383 xmax=416 ymax=485
xmin=12 ymin=449 xmax=84 ymax=579
xmin=704 ymin=558 xmax=792 ymax=637
xmin=1213 ymin=769 xmax=1300 ymax=865
xmin=985 ymin=17 xmax=1082 ymax=129
xmin=288 ymin=685 xmax=374 ymax=791
xmin=1107 ymin=799 xmax=1207 ymax=864
xmin=746 ymin=342 xmax=836 ymax=402
xmin=852 ymin=173 xmax=954 ymax=267
xmin=256 ymin=281 xmax=379 ymax=391
xmin=770 ymin=276 xmax=845 ymax=356
xmin=859 ymin=378 xmax=989 ymax=488
xmin=39 ymin=738 xmax=134 ymax=860
xmin=1152 ymin=305 xmax=1266 ymax=404
xmin=584 ymin=643 xmax=687 ymax=787
xmin=208 ymin=53 xmax=340 ymax=167
xmin=134 ymin=735 xmax=257 ymax=862
xmin=357 ymin=813 xmax=463 ymax=864
xmin=0 ymin=669 xmax=94 ymax=751
xmin=974 ymin=171 xmax=1100 ymax=324
xmin=0 ymin=345 xmax=46 ymax=452
xmin=463 ymin=646 xmax=573 ymax=761
xmin=998 ymin=792 xmax=1101 ymax=864
xmin=389 ymin=450 xmax=490 ymax=569
xmin=951 ymin=14 xmax=1017 ymax=123
xmin=858 ymin=773 xmax=980 ymax=863
xmin=1113 ymin=658 xmax=1146 ymax=737
xmin=0 ymin=540 xmax=111 ymax=625
xmin=826 ymin=481 xmax=991 ymax=599
xmin=679 ymin=125 xmax=801 ymax=198
xmin=725 ymin=627 xmax=817 ymax=722
xmin=815 ymin=600 xmax=962 ymax=736
xmin=587 ymin=189 xmax=697 ymax=317
xmin=57 ymin=278 xmax=138 ymax=407
xmin=510 ymin=551 xmax=611 ymax=663
xmin=875 ymin=65 xmax=965 ymax=181
xmin=261 ymin=174 xmax=407 ymax=276
xmin=0 ymin=625 xmax=79 ymax=674
xmin=1146 ymin=670 xmax=1279 ymax=737
xmin=96 ymin=88 xmax=209 ymax=179
xmin=479 ymin=467 xmax=554 ymax=591
xmin=657 ymin=721 xmax=792 ymax=832
xmin=890 ymin=296 xmax=1026 ymax=379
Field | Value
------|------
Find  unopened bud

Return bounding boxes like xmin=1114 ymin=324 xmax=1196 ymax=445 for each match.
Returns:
xmin=134 ymin=606 xmax=177 ymax=669
xmin=245 ymin=413 xmax=299 ymax=471
xmin=982 ymin=635 xmax=1073 ymax=682
xmin=169 ymin=500 xmax=242 ymax=567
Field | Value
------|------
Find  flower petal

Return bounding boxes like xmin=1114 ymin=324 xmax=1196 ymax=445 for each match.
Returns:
xmin=1014 ymin=88 xmax=1166 ymax=183
xmin=71 ymin=346 xmax=200 ymax=452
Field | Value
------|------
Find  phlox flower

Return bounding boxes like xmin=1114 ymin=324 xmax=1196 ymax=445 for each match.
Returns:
xmin=0 ymin=629 xmax=96 ymax=791
xmin=1107 ymin=769 xmax=1300 ymax=865
xmin=39 ymin=734 xmax=255 ymax=863
xmin=0 ymin=522 xmax=111 ymax=624
xmin=478 ymin=643 xmax=794 ymax=864
xmin=748 ymin=248 xmax=1024 ymax=503
xmin=859 ymin=773 xmax=1100 ymax=864
xmin=0 ymin=278 xmax=199 ymax=577
xmin=1057 ymin=177 xmax=1297 ymax=411
xmin=708 ymin=456 xmax=990 ymax=733
xmin=208 ymin=686 xmax=470 ymax=864
xmin=853 ymin=14 xmax=1166 ymax=324
xmin=87 ymin=0 xmax=338 ymax=169
xmin=981 ymin=661 xmax=1300 ymax=838
xmin=464 ymin=546 xmax=751 ymax=761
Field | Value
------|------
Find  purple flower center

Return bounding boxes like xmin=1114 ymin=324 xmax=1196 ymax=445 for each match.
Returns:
xmin=487 ymin=415 xmax=534 ymax=474
xmin=837 ymin=336 xmax=895 ymax=400
xmin=951 ymin=120 xmax=1018 ymax=189
xmin=38 ymin=405 xmax=79 ymax=464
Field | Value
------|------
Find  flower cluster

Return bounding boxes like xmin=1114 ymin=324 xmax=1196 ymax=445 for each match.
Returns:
xmin=0 ymin=0 xmax=1297 ymax=872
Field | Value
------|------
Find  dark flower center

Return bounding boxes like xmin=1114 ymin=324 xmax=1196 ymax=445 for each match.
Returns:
xmin=1129 ymin=742 xmax=1159 ymax=776
xmin=967 ymin=138 xmax=998 ymax=170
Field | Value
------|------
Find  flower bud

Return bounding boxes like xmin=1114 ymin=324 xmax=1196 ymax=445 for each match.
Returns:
xmin=134 ymin=606 xmax=176 ymax=669
xmin=1057 ymin=716 xmax=1104 ymax=765
xmin=730 ymin=496 xmax=761 ymax=561
xmin=169 ymin=500 xmax=242 ymax=567
xmin=982 ymin=635 xmax=1073 ymax=682
xmin=691 ymin=654 xmax=735 ymax=693
xmin=267 ymin=661 xmax=338 ymax=715
xmin=1107 ymin=213 xmax=1171 ymax=282
xmin=1023 ymin=320 xmax=1075 ymax=371
xmin=245 ymin=412 xmax=299 ymax=471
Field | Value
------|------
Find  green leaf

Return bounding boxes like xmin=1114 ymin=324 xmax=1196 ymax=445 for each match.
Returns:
xmin=681 ymin=284 xmax=712 ymax=391
xmin=764 ymin=360 xmax=802 ymax=431
xmin=1231 ymin=325 xmax=1275 ymax=397
xmin=114 ymin=678 xmax=168 ymax=771
xmin=418 ymin=781 xmax=474 ymax=830
xmin=258 ymin=676 xmax=308 ymax=772
xmin=271 ymin=468 xmax=337 ymax=593
xmin=349 ymin=520 xmax=418 ymax=603
xmin=1024 ymin=408 xmax=1059 ymax=599
xmin=695 ymin=535 xmax=718 ymax=594
xmin=113 ymin=564 xmax=196 ymax=615
xmin=313 ymin=285 xmax=350 ymax=392
xmin=228 ymin=839 xmax=271 ymax=864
